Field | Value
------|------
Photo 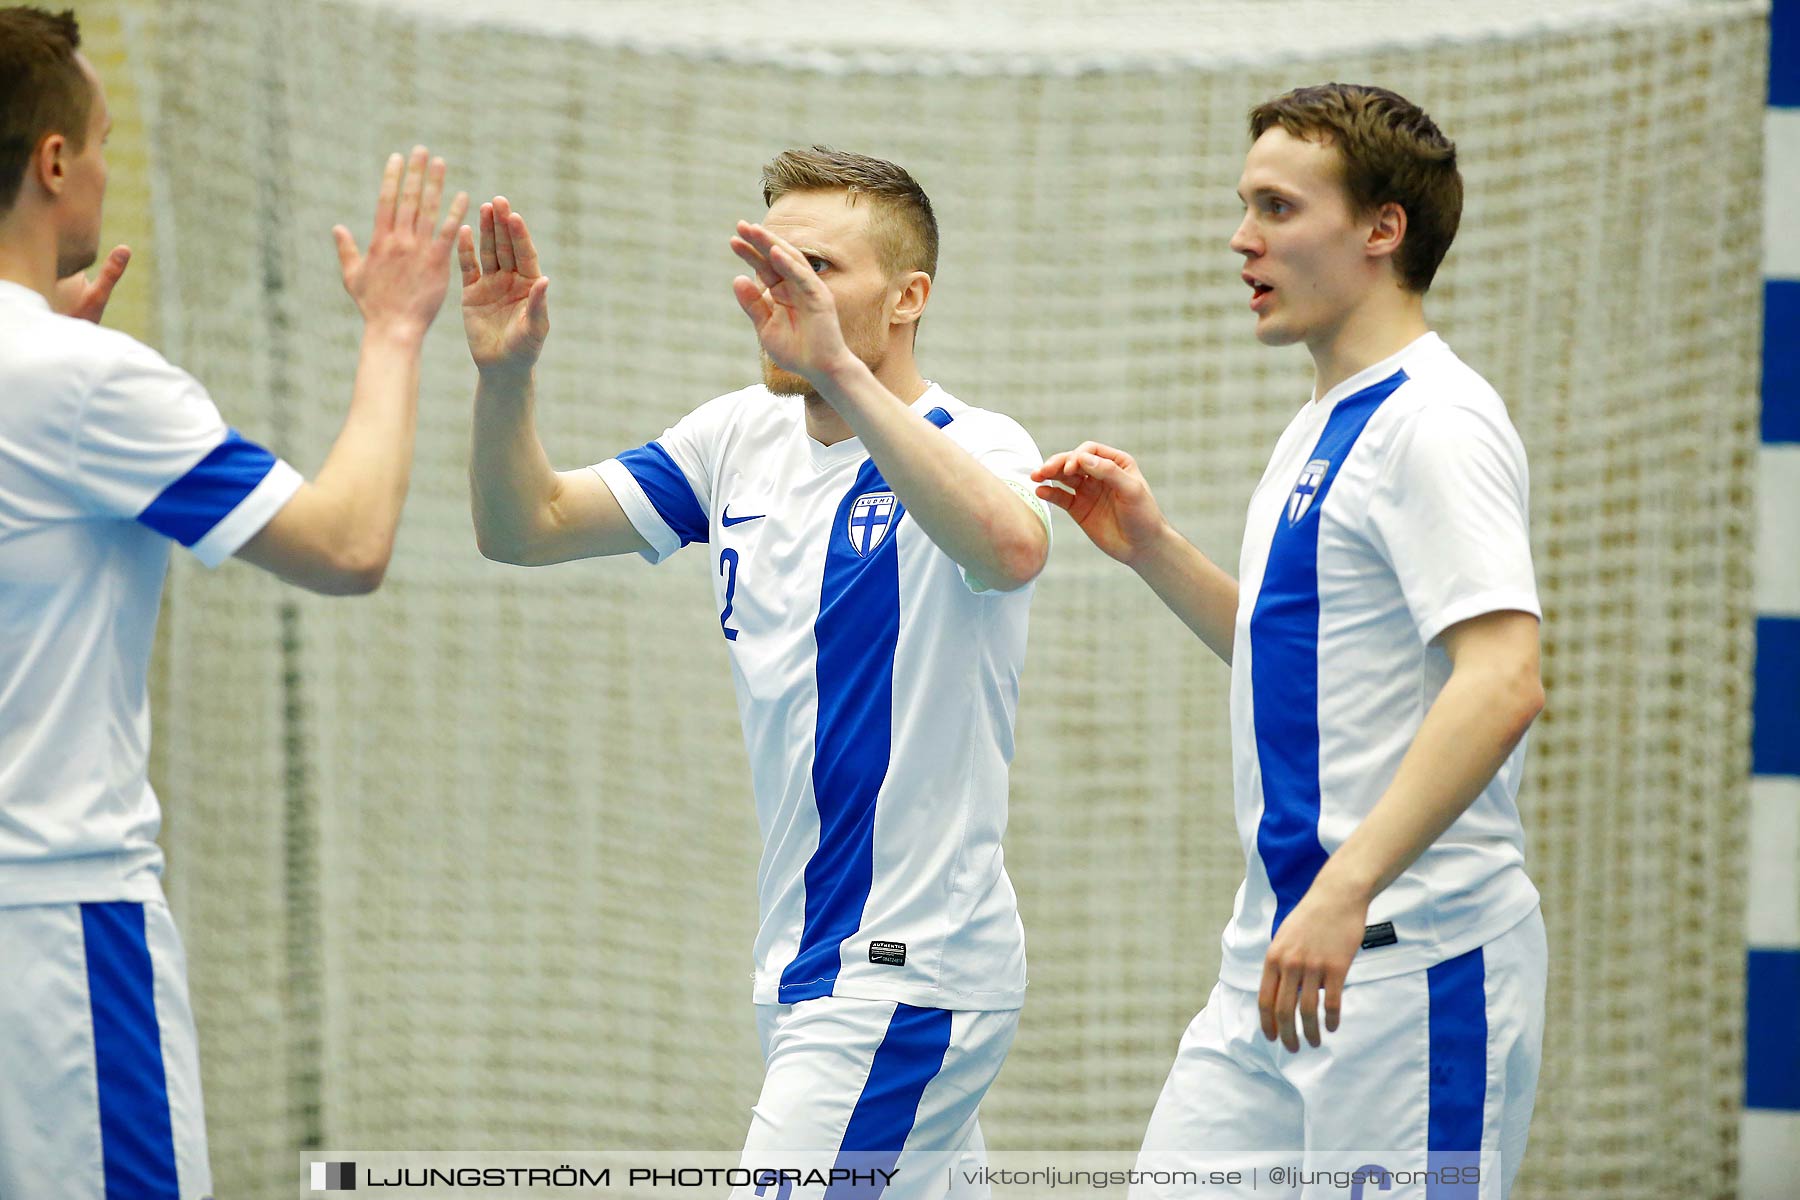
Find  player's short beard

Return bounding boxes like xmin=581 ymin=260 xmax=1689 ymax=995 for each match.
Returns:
xmin=763 ymin=302 xmax=887 ymax=400
xmin=56 ymin=230 xmax=99 ymax=281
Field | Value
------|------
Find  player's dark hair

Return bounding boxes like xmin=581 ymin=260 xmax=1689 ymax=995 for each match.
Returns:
xmin=0 ymin=6 xmax=89 ymax=213
xmin=762 ymin=145 xmax=939 ymax=281
xmin=1249 ymin=83 xmax=1462 ymax=293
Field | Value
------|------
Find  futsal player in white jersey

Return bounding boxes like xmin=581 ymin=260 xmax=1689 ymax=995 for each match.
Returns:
xmin=461 ymin=149 xmax=1050 ymax=1185
xmin=0 ymin=10 xmax=468 ymax=1196
xmin=1035 ymin=85 xmax=1546 ymax=1197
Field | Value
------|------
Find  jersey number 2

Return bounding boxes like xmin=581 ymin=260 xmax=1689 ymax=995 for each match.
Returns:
xmin=719 ymin=548 xmax=741 ymax=641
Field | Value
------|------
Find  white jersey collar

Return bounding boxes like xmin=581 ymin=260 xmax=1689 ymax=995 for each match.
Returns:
xmin=805 ymin=381 xmax=948 ymax=471
xmin=1314 ymin=331 xmax=1442 ymax=410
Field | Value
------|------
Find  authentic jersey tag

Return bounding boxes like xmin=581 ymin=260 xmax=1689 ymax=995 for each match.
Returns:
xmin=1361 ymin=921 xmax=1398 ymax=950
xmin=869 ymin=940 xmax=907 ymax=966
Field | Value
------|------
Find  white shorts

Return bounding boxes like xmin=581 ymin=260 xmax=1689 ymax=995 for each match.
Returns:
xmin=0 ymin=899 xmax=213 ymax=1200
xmin=735 ymin=996 xmax=1018 ymax=1200
xmin=1135 ymin=909 xmax=1546 ymax=1200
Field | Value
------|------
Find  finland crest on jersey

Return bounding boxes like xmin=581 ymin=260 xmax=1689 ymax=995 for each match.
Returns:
xmin=1287 ymin=457 xmax=1329 ymax=524
xmin=848 ymin=491 xmax=899 ymax=555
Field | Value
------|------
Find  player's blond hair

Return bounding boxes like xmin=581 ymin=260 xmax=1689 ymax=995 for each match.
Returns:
xmin=1250 ymin=83 xmax=1462 ymax=293
xmin=761 ymin=146 xmax=939 ymax=282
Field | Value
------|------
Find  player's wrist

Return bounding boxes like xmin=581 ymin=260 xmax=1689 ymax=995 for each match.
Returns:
xmin=1313 ymin=854 xmax=1382 ymax=908
xmin=476 ymin=360 xmax=537 ymax=391
xmin=1123 ymin=519 xmax=1183 ymax=573
xmin=361 ymin=315 xmax=431 ymax=348
xmin=813 ymin=350 xmax=871 ymax=397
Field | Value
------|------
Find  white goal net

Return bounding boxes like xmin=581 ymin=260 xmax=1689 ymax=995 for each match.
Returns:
xmin=111 ymin=1 xmax=1764 ymax=1195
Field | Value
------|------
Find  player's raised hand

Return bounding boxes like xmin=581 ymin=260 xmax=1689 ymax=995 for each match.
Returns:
xmin=333 ymin=146 xmax=468 ymax=339
xmin=730 ymin=221 xmax=856 ymax=384
xmin=53 ymin=245 xmax=130 ymax=324
xmin=459 ymin=196 xmax=551 ymax=378
xmin=1031 ymin=442 xmax=1171 ymax=565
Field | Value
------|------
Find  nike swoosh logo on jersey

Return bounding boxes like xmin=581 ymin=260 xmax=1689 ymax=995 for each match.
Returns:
xmin=720 ymin=507 xmax=766 ymax=527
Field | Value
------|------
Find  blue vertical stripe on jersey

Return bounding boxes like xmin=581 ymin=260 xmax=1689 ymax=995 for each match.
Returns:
xmin=1765 ymin=281 xmax=1800 ymax=444
xmin=81 ymin=902 xmax=181 ymax=1200
xmin=825 ymin=1004 xmax=953 ymax=1195
xmin=135 ymin=428 xmax=276 ymax=547
xmin=781 ymin=459 xmax=908 ymax=1001
xmin=777 ymin=407 xmax=953 ymax=1002
xmin=617 ymin=441 xmax=710 ymax=546
xmin=1250 ymin=369 xmax=1408 ymax=934
xmin=1746 ymin=948 xmax=1800 ymax=1108
xmin=1426 ymin=947 xmax=1488 ymax=1199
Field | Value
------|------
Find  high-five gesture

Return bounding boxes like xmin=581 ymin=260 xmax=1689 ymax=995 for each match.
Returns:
xmin=459 ymin=196 xmax=551 ymax=378
xmin=729 ymin=221 xmax=855 ymax=386
xmin=332 ymin=146 xmax=467 ymax=338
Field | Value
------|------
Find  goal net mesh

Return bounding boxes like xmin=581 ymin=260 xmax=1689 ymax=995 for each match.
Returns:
xmin=116 ymin=1 xmax=1762 ymax=1195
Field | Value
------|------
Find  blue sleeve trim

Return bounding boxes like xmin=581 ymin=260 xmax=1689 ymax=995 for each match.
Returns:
xmin=616 ymin=441 xmax=709 ymax=547
xmin=136 ymin=429 xmax=277 ymax=547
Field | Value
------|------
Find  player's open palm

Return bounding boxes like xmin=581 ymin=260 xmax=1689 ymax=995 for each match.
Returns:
xmin=729 ymin=221 xmax=853 ymax=382
xmin=459 ymin=196 xmax=551 ymax=377
xmin=1031 ymin=443 xmax=1169 ymax=565
xmin=334 ymin=146 xmax=468 ymax=336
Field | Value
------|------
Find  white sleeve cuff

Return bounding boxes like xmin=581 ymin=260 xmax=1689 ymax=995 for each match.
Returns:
xmin=191 ymin=458 xmax=304 ymax=568
xmin=593 ymin=459 xmax=681 ymax=564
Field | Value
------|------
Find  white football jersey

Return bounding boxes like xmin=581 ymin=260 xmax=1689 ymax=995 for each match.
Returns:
xmin=596 ymin=383 xmax=1047 ymax=1010
xmin=0 ymin=281 xmax=301 ymax=907
xmin=1220 ymin=332 xmax=1542 ymax=989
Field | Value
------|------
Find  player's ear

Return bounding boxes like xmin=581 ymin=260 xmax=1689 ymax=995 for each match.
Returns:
xmin=891 ymin=270 xmax=930 ymax=328
xmin=1366 ymin=200 xmax=1406 ymax=264
xmin=33 ymin=132 xmax=70 ymax=198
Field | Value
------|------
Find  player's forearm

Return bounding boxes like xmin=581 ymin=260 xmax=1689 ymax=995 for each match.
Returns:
xmin=817 ymin=358 xmax=1046 ymax=591
xmin=469 ymin=368 xmax=563 ymax=563
xmin=1312 ymin=657 xmax=1544 ymax=904
xmin=1129 ymin=525 xmax=1239 ymax=664
xmin=307 ymin=321 xmax=426 ymax=575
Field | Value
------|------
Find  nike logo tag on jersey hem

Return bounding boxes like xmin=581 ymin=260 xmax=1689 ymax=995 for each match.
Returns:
xmin=1361 ymin=921 xmax=1398 ymax=949
xmin=869 ymin=940 xmax=907 ymax=966
xmin=721 ymin=508 xmax=766 ymax=527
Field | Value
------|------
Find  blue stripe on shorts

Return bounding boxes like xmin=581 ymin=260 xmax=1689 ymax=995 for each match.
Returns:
xmin=81 ymin=901 xmax=181 ymax=1200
